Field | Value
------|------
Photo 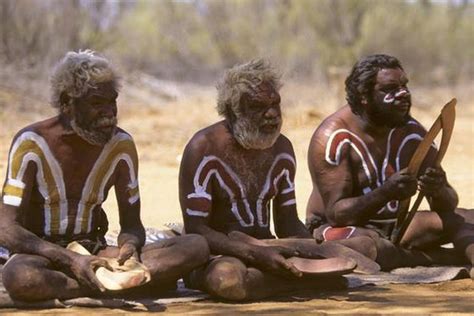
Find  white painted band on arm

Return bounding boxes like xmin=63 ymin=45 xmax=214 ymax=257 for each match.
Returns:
xmin=186 ymin=209 xmax=209 ymax=217
xmin=281 ymin=199 xmax=296 ymax=207
xmin=3 ymin=195 xmax=22 ymax=207
xmin=7 ymin=178 xmax=26 ymax=189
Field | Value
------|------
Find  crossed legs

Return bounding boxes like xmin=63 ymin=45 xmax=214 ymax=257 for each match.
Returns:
xmin=2 ymin=234 xmax=209 ymax=301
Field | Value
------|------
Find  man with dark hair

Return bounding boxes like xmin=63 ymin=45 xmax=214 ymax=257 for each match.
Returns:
xmin=179 ymin=59 xmax=378 ymax=301
xmin=306 ymin=54 xmax=474 ymax=272
xmin=0 ymin=50 xmax=209 ymax=301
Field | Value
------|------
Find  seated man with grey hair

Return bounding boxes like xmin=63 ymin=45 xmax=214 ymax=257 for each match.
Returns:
xmin=179 ymin=60 xmax=379 ymax=301
xmin=0 ymin=50 xmax=209 ymax=301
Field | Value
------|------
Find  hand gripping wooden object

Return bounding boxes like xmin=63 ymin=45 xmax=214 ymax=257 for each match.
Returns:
xmin=391 ymin=98 xmax=456 ymax=245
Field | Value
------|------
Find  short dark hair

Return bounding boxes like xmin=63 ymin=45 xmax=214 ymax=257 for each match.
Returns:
xmin=345 ymin=54 xmax=403 ymax=116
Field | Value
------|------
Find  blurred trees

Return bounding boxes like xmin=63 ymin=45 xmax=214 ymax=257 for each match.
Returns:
xmin=0 ymin=0 xmax=472 ymax=85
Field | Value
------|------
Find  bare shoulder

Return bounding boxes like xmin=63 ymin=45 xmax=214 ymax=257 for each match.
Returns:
xmin=9 ymin=117 xmax=60 ymax=143
xmin=402 ymin=117 xmax=427 ymax=135
xmin=114 ymin=127 xmax=136 ymax=142
xmin=273 ymin=133 xmax=295 ymax=155
xmin=310 ymin=105 xmax=352 ymax=147
xmin=184 ymin=121 xmax=228 ymax=155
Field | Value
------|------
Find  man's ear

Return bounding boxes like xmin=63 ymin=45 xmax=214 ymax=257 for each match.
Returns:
xmin=60 ymin=92 xmax=73 ymax=116
xmin=226 ymin=102 xmax=237 ymax=125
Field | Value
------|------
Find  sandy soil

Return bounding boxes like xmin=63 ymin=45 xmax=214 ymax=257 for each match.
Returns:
xmin=0 ymin=80 xmax=473 ymax=314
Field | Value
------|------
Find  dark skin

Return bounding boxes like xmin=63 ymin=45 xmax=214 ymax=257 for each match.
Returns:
xmin=0 ymin=81 xmax=209 ymax=301
xmin=179 ymin=82 xmax=368 ymax=301
xmin=307 ymin=67 xmax=474 ymax=270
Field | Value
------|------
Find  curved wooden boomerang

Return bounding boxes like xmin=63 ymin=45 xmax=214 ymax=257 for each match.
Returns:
xmin=391 ymin=98 xmax=456 ymax=244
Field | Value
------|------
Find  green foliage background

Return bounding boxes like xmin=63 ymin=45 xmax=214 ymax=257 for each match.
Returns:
xmin=0 ymin=0 xmax=472 ymax=84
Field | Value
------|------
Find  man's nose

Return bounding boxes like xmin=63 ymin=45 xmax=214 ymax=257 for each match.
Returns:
xmin=394 ymin=89 xmax=410 ymax=99
xmin=264 ymin=107 xmax=280 ymax=119
xmin=100 ymin=105 xmax=116 ymax=118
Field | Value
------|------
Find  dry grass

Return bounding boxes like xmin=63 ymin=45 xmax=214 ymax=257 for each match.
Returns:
xmin=0 ymin=80 xmax=473 ymax=231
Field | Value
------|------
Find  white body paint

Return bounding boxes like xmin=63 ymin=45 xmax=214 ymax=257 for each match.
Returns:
xmin=186 ymin=153 xmax=296 ymax=228
xmin=326 ymin=121 xmax=434 ymax=214
xmin=3 ymin=131 xmax=138 ymax=236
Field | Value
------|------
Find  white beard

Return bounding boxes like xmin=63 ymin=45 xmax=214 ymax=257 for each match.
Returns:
xmin=71 ymin=119 xmax=116 ymax=146
xmin=232 ymin=116 xmax=281 ymax=150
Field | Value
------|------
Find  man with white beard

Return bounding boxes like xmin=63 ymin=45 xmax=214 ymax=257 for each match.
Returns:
xmin=0 ymin=50 xmax=209 ymax=301
xmin=178 ymin=60 xmax=374 ymax=301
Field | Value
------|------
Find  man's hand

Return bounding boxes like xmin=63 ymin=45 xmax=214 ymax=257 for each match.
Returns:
xmin=69 ymin=254 xmax=113 ymax=292
xmin=117 ymin=242 xmax=139 ymax=265
xmin=418 ymin=167 xmax=447 ymax=198
xmin=248 ymin=245 xmax=302 ymax=278
xmin=384 ymin=168 xmax=417 ymax=200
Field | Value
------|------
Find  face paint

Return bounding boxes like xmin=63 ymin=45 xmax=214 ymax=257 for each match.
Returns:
xmin=383 ymin=88 xmax=409 ymax=104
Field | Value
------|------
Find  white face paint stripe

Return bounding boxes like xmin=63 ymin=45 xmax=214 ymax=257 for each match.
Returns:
xmin=383 ymin=89 xmax=408 ymax=104
xmin=3 ymin=195 xmax=22 ymax=206
xmin=186 ymin=209 xmax=210 ymax=217
xmin=383 ymin=94 xmax=395 ymax=103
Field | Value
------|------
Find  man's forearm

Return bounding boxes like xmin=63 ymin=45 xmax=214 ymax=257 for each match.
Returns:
xmin=194 ymin=227 xmax=257 ymax=262
xmin=328 ymin=186 xmax=394 ymax=226
xmin=117 ymin=227 xmax=145 ymax=249
xmin=0 ymin=223 xmax=77 ymax=267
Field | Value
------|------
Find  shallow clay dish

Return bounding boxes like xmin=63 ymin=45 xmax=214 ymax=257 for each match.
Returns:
xmin=67 ymin=241 xmax=151 ymax=291
xmin=286 ymin=257 xmax=356 ymax=276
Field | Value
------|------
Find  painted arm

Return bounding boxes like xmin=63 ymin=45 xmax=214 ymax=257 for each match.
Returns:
xmin=273 ymin=140 xmax=311 ymax=238
xmin=113 ymin=139 xmax=145 ymax=264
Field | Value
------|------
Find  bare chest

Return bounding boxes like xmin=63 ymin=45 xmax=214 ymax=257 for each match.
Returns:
xmin=325 ymin=124 xmax=424 ymax=193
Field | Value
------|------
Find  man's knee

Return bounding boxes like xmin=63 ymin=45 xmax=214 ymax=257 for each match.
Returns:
xmin=174 ymin=234 xmax=210 ymax=266
xmin=204 ymin=258 xmax=248 ymax=301
xmin=3 ymin=255 xmax=49 ymax=301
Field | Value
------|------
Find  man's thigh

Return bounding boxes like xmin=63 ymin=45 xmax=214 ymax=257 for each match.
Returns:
xmin=400 ymin=210 xmax=448 ymax=248
xmin=3 ymin=253 xmax=52 ymax=272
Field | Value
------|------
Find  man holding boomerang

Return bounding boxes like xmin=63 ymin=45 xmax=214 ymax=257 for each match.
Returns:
xmin=306 ymin=54 xmax=474 ymax=274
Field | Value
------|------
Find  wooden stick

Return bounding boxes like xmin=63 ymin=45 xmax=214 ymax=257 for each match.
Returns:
xmin=391 ymin=98 xmax=456 ymax=244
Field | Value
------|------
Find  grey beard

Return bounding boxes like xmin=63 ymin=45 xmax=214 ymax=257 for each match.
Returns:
xmin=70 ymin=119 xmax=116 ymax=146
xmin=232 ymin=117 xmax=281 ymax=150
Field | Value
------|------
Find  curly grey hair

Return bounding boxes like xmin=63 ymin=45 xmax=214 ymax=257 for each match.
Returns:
xmin=50 ymin=50 xmax=119 ymax=113
xmin=216 ymin=59 xmax=282 ymax=121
